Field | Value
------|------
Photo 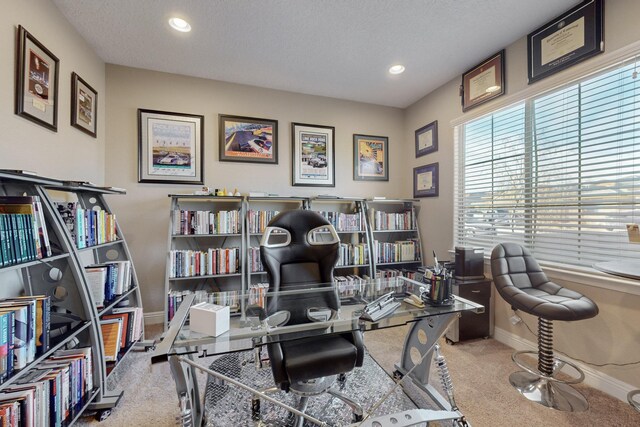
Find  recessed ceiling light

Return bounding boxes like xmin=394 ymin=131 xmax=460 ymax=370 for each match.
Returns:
xmin=169 ymin=17 xmax=191 ymax=32
xmin=389 ymin=65 xmax=405 ymax=75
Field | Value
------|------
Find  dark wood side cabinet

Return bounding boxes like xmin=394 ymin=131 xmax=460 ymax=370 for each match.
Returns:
xmin=446 ymin=278 xmax=493 ymax=343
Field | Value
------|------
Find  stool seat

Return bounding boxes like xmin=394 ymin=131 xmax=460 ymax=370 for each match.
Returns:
xmin=491 ymin=243 xmax=598 ymax=321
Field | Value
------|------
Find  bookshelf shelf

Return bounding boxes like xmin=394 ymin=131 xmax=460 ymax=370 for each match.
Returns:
xmin=105 ymin=339 xmax=139 ymax=378
xmin=372 ymin=229 xmax=418 ymax=233
xmin=65 ymin=388 xmax=101 ymax=427
xmin=0 ymin=320 xmax=91 ymax=392
xmin=76 ymin=239 xmax=123 ymax=252
xmin=171 ymin=233 xmax=243 ymax=238
xmin=0 ymin=252 xmax=71 ymax=273
xmin=169 ymin=273 xmax=243 ymax=281
xmin=97 ymin=286 xmax=139 ymax=317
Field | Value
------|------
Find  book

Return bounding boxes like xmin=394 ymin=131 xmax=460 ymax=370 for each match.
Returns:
xmin=0 ymin=311 xmax=12 ymax=384
xmin=0 ymin=305 xmax=29 ymax=370
xmin=102 ymin=313 xmax=129 ymax=350
xmin=84 ymin=266 xmax=107 ymax=308
xmin=99 ymin=318 xmax=123 ymax=362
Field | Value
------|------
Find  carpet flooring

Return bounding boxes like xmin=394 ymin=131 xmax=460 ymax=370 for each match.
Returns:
xmin=75 ymin=324 xmax=639 ymax=426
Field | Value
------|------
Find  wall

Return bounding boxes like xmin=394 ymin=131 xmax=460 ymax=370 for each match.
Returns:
xmin=405 ymin=0 xmax=640 ymax=391
xmin=0 ymin=0 xmax=105 ymax=183
xmin=104 ymin=64 xmax=405 ymax=314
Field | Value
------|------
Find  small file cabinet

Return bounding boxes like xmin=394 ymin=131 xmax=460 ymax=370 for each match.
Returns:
xmin=446 ymin=278 xmax=492 ymax=343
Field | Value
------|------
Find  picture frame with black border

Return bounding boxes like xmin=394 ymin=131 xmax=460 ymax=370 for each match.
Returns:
xmin=353 ymin=134 xmax=388 ymax=181
xmin=71 ymin=72 xmax=98 ymax=137
xmin=138 ymin=109 xmax=204 ymax=185
xmin=218 ymin=114 xmax=278 ymax=164
xmin=291 ymin=122 xmax=335 ymax=187
xmin=527 ymin=0 xmax=604 ymax=84
xmin=15 ymin=25 xmax=60 ymax=132
xmin=413 ymin=163 xmax=439 ymax=198
xmin=461 ymin=50 xmax=505 ymax=112
xmin=415 ymin=120 xmax=438 ymax=158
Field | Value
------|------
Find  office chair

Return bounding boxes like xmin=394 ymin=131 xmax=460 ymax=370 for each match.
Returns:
xmin=256 ymin=210 xmax=365 ymax=425
xmin=490 ymin=242 xmax=599 ymax=411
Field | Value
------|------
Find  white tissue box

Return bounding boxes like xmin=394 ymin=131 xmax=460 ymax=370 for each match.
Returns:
xmin=189 ymin=302 xmax=230 ymax=337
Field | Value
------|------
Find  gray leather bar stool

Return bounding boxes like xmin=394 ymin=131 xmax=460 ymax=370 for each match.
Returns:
xmin=490 ymin=243 xmax=599 ymax=412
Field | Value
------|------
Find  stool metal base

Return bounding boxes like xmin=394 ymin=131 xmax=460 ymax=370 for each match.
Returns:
xmin=509 ymin=371 xmax=589 ymax=412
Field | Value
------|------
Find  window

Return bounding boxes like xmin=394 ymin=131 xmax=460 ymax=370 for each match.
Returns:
xmin=454 ymin=57 xmax=640 ymax=267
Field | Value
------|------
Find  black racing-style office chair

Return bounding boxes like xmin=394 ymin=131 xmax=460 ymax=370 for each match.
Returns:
xmin=257 ymin=210 xmax=365 ymax=425
xmin=491 ymin=243 xmax=599 ymax=412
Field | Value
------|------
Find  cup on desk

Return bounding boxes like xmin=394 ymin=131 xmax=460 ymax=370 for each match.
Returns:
xmin=427 ymin=274 xmax=452 ymax=305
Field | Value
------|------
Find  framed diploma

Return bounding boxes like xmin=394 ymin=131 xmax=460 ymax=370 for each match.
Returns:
xmin=527 ymin=0 xmax=604 ymax=84
xmin=413 ymin=163 xmax=439 ymax=198
xmin=415 ymin=120 xmax=438 ymax=158
xmin=461 ymin=50 xmax=505 ymax=112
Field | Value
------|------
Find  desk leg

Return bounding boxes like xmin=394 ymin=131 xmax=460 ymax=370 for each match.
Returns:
xmin=394 ymin=313 xmax=458 ymax=411
xmin=169 ymin=353 xmax=202 ymax=427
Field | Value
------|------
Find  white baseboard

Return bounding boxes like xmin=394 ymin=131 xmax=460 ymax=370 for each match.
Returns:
xmin=493 ymin=327 xmax=636 ymax=403
xmin=144 ymin=310 xmax=164 ymax=326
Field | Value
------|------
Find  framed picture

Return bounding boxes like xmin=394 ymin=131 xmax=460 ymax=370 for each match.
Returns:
xmin=353 ymin=134 xmax=388 ymax=181
xmin=71 ymin=72 xmax=98 ymax=137
xmin=138 ymin=109 xmax=204 ymax=185
xmin=527 ymin=0 xmax=604 ymax=84
xmin=415 ymin=121 xmax=438 ymax=157
xmin=15 ymin=25 xmax=59 ymax=131
xmin=413 ymin=163 xmax=439 ymax=198
xmin=461 ymin=50 xmax=505 ymax=112
xmin=291 ymin=123 xmax=335 ymax=187
xmin=219 ymin=114 xmax=278 ymax=164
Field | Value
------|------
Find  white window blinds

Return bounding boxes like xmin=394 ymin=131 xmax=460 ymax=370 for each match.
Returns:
xmin=454 ymin=56 xmax=640 ymax=267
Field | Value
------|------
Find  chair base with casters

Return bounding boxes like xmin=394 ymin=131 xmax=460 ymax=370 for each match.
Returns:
xmin=490 ymin=242 xmax=599 ymax=412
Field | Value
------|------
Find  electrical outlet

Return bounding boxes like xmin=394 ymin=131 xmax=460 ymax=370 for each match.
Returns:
xmin=510 ymin=314 xmax=522 ymax=325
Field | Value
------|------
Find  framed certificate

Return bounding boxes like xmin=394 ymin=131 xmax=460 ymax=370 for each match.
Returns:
xmin=527 ymin=0 xmax=604 ymax=84
xmin=461 ymin=50 xmax=505 ymax=112
xmin=413 ymin=163 xmax=439 ymax=198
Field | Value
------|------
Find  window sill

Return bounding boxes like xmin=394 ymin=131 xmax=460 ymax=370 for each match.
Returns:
xmin=484 ymin=258 xmax=640 ymax=297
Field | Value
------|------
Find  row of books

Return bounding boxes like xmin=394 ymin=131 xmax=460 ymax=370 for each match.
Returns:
xmin=167 ymin=290 xmax=240 ymax=321
xmin=334 ymin=275 xmax=367 ymax=298
xmin=55 ymin=202 xmax=117 ymax=249
xmin=84 ymin=261 xmax=133 ymax=308
xmin=172 ymin=209 xmax=241 ymax=235
xmin=246 ymin=210 xmax=279 ymax=234
xmin=0 ymin=346 xmax=93 ymax=427
xmin=377 ymin=268 xmax=422 ymax=282
xmin=336 ymin=243 xmax=369 ymax=267
xmin=0 ymin=196 xmax=51 ymax=267
xmin=315 ymin=210 xmax=365 ymax=232
xmin=374 ymin=239 xmax=421 ymax=263
xmin=0 ymin=296 xmax=51 ymax=384
xmin=370 ymin=209 xmax=414 ymax=231
xmin=99 ymin=307 xmax=143 ymax=363
xmin=169 ymin=248 xmax=240 ymax=278
xmin=247 ymin=247 xmax=264 ymax=273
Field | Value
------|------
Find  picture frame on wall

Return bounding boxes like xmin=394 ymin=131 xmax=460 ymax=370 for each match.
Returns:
xmin=527 ymin=0 xmax=604 ymax=84
xmin=138 ymin=109 xmax=204 ymax=185
xmin=71 ymin=72 xmax=98 ymax=137
xmin=413 ymin=162 xmax=439 ymax=198
xmin=353 ymin=134 xmax=388 ymax=181
xmin=415 ymin=120 xmax=438 ymax=157
xmin=461 ymin=50 xmax=505 ymax=112
xmin=291 ymin=122 xmax=335 ymax=187
xmin=15 ymin=25 xmax=60 ymax=132
xmin=219 ymin=114 xmax=278 ymax=164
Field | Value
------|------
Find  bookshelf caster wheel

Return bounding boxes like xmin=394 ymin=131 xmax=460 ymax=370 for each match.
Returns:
xmin=96 ymin=409 xmax=111 ymax=421
xmin=392 ymin=370 xmax=403 ymax=380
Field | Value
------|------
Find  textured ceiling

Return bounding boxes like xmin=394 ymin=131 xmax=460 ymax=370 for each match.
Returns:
xmin=53 ymin=0 xmax=580 ymax=108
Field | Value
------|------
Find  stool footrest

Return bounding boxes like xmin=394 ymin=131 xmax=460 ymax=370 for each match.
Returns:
xmin=511 ymin=350 xmax=585 ymax=385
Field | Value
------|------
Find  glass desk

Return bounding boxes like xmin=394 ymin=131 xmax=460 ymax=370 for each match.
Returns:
xmin=152 ymin=276 xmax=485 ymax=426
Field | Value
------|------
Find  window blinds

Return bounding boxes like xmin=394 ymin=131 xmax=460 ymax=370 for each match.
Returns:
xmin=454 ymin=56 xmax=640 ymax=267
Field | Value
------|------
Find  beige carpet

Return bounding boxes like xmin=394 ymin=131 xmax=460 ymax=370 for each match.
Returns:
xmin=75 ymin=324 xmax=639 ymax=426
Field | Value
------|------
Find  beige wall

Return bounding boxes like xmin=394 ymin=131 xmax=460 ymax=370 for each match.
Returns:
xmin=0 ymin=0 xmax=106 ymax=183
xmin=104 ymin=64 xmax=405 ymax=313
xmin=405 ymin=0 xmax=640 ymax=387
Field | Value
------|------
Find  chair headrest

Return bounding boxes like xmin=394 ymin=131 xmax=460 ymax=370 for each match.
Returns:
xmin=263 ymin=210 xmax=335 ymax=246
